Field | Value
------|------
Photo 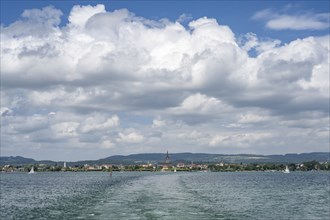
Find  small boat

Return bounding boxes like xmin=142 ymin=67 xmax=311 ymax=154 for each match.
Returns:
xmin=28 ymin=167 xmax=36 ymax=174
xmin=283 ymin=165 xmax=290 ymax=173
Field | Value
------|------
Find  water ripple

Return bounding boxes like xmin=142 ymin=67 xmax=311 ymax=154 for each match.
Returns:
xmin=1 ymin=171 xmax=329 ymax=219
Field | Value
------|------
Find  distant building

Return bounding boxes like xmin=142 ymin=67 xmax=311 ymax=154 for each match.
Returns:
xmin=164 ymin=150 xmax=170 ymax=164
xmin=141 ymin=164 xmax=152 ymax=168
xmin=161 ymin=151 xmax=171 ymax=171
xmin=101 ymin=164 xmax=112 ymax=169
xmin=64 ymin=162 xmax=67 ymax=168
xmin=189 ymin=161 xmax=197 ymax=169
xmin=177 ymin=163 xmax=185 ymax=168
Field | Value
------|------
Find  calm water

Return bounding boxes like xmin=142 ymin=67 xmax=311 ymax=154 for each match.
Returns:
xmin=0 ymin=171 xmax=329 ymax=219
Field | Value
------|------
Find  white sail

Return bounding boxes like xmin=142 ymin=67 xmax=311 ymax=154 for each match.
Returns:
xmin=28 ymin=167 xmax=35 ymax=174
xmin=283 ymin=165 xmax=290 ymax=173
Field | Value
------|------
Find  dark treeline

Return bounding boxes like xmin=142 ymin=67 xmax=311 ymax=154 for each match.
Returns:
xmin=1 ymin=160 xmax=328 ymax=172
xmin=208 ymin=160 xmax=328 ymax=172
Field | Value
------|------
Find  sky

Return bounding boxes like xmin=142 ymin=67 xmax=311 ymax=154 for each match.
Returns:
xmin=1 ymin=0 xmax=329 ymax=161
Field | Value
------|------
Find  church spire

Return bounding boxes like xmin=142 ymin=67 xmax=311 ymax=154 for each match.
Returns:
xmin=165 ymin=150 xmax=170 ymax=164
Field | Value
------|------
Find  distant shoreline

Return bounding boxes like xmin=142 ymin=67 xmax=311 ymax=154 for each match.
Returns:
xmin=2 ymin=160 xmax=329 ymax=172
xmin=1 ymin=152 xmax=328 ymax=166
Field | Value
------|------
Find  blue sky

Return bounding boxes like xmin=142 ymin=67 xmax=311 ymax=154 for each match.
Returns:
xmin=1 ymin=1 xmax=329 ymax=160
xmin=2 ymin=0 xmax=329 ymax=42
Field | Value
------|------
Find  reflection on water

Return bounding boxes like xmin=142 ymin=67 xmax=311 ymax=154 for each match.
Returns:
xmin=1 ymin=171 xmax=329 ymax=219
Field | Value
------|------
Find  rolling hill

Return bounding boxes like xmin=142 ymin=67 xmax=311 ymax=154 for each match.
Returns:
xmin=1 ymin=152 xmax=328 ymax=166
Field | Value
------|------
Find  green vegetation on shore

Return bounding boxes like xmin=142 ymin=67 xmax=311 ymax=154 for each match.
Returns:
xmin=1 ymin=160 xmax=328 ymax=173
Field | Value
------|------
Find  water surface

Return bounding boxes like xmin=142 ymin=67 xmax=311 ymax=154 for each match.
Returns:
xmin=1 ymin=171 xmax=329 ymax=219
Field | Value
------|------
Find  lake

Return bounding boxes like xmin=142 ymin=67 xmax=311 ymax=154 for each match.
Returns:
xmin=0 ymin=171 xmax=329 ymax=219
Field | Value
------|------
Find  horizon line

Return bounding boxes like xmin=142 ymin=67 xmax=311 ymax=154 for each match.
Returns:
xmin=1 ymin=151 xmax=328 ymax=163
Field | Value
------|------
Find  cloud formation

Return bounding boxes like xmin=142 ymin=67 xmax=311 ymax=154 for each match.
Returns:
xmin=253 ymin=8 xmax=330 ymax=30
xmin=1 ymin=5 xmax=329 ymax=160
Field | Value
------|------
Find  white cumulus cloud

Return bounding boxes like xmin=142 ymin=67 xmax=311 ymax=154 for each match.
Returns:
xmin=0 ymin=4 xmax=329 ymax=160
xmin=253 ymin=8 xmax=330 ymax=30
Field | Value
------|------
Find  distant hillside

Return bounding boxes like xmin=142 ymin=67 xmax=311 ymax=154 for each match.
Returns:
xmin=85 ymin=152 xmax=329 ymax=165
xmin=1 ymin=152 xmax=328 ymax=166
xmin=0 ymin=156 xmax=36 ymax=166
xmin=267 ymin=152 xmax=329 ymax=163
xmin=93 ymin=153 xmax=219 ymax=165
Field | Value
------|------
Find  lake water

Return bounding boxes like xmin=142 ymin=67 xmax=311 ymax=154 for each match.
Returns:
xmin=0 ymin=171 xmax=329 ymax=219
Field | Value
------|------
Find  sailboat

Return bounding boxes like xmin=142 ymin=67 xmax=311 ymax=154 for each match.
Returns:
xmin=28 ymin=166 xmax=36 ymax=174
xmin=283 ymin=165 xmax=290 ymax=173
